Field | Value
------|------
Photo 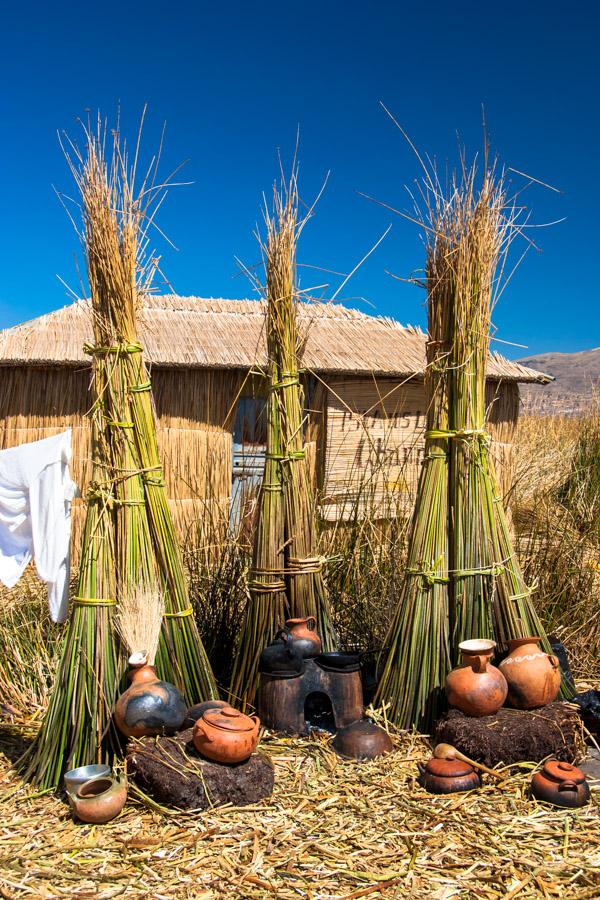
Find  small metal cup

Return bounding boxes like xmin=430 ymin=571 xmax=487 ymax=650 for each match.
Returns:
xmin=64 ymin=763 xmax=111 ymax=795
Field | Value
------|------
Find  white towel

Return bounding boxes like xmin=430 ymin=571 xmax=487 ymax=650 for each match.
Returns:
xmin=0 ymin=430 xmax=77 ymax=622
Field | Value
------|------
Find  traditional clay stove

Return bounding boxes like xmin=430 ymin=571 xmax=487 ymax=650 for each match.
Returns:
xmin=257 ymin=620 xmax=392 ymax=760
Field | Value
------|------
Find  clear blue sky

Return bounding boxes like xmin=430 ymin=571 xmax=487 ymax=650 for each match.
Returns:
xmin=1 ymin=1 xmax=598 ymax=357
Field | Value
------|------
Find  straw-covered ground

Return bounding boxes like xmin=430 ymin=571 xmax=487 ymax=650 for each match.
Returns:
xmin=1 ymin=721 xmax=599 ymax=900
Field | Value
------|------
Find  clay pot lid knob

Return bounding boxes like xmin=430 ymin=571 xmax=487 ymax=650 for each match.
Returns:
xmin=543 ymin=760 xmax=586 ymax=783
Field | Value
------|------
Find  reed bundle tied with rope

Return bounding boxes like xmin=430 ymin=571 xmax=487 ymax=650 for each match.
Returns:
xmin=230 ymin=170 xmax=336 ymax=707
xmin=376 ymin=148 xmax=572 ymax=731
xmin=25 ymin=115 xmax=216 ymax=788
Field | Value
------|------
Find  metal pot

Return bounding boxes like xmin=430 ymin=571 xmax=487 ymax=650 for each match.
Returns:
xmin=259 ymin=629 xmax=305 ymax=678
xmin=64 ymin=763 xmax=111 ymax=795
xmin=418 ymin=757 xmax=481 ymax=794
xmin=531 ymin=760 xmax=590 ymax=808
xmin=315 ymin=651 xmax=361 ymax=673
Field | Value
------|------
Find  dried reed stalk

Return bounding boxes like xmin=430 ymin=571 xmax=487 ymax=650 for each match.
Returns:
xmin=25 ymin=113 xmax=216 ymax=787
xmin=230 ymin=169 xmax=336 ymax=707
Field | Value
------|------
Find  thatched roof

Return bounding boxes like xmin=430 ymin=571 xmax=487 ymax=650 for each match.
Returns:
xmin=0 ymin=295 xmax=551 ymax=383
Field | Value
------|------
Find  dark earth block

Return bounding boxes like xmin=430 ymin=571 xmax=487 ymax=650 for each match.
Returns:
xmin=126 ymin=728 xmax=274 ymax=810
xmin=434 ymin=703 xmax=584 ymax=767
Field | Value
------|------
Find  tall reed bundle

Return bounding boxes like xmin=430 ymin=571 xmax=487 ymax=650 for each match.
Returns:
xmin=25 ymin=115 xmax=216 ymax=787
xmin=374 ymin=205 xmax=453 ymax=730
xmin=230 ymin=170 xmax=336 ymax=707
xmin=376 ymin=146 xmax=572 ymax=729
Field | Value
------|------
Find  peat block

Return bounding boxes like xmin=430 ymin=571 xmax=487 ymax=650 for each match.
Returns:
xmin=126 ymin=728 xmax=274 ymax=810
xmin=434 ymin=703 xmax=584 ymax=767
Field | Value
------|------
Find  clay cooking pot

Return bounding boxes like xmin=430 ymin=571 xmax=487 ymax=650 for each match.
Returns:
xmin=499 ymin=637 xmax=561 ymax=709
xmin=259 ymin=629 xmax=305 ymax=677
xmin=284 ymin=616 xmax=322 ymax=658
xmin=418 ymin=757 xmax=481 ymax=794
xmin=446 ymin=639 xmax=508 ymax=717
xmin=68 ymin=775 xmax=127 ymax=824
xmin=531 ymin=760 xmax=590 ymax=808
xmin=331 ymin=719 xmax=393 ymax=760
xmin=114 ymin=654 xmax=187 ymax=738
xmin=193 ymin=705 xmax=260 ymax=764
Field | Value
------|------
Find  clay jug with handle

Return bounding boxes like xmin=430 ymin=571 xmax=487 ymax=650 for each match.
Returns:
xmin=284 ymin=616 xmax=322 ymax=658
xmin=499 ymin=637 xmax=561 ymax=709
xmin=446 ymin=639 xmax=508 ymax=717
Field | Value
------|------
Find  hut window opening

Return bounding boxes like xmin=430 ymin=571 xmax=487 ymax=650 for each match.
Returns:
xmin=230 ymin=396 xmax=267 ymax=529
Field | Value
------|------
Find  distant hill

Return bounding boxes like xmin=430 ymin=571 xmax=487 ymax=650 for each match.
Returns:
xmin=517 ymin=347 xmax=600 ymax=415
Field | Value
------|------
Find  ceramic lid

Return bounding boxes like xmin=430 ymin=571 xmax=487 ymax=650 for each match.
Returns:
xmin=202 ymin=705 xmax=255 ymax=732
xmin=425 ymin=758 xmax=474 ymax=778
xmin=542 ymin=760 xmax=586 ymax=783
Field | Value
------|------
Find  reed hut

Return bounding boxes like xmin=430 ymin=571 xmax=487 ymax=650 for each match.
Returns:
xmin=0 ymin=296 xmax=550 ymax=550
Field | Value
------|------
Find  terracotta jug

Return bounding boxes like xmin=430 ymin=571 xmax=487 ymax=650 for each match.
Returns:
xmin=193 ymin=704 xmax=260 ymax=764
xmin=114 ymin=654 xmax=187 ymax=738
xmin=499 ymin=637 xmax=561 ymax=709
xmin=531 ymin=760 xmax=590 ymax=808
xmin=284 ymin=616 xmax=322 ymax=658
xmin=446 ymin=639 xmax=508 ymax=717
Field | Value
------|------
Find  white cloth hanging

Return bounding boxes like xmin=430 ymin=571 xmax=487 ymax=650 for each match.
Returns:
xmin=0 ymin=430 xmax=77 ymax=622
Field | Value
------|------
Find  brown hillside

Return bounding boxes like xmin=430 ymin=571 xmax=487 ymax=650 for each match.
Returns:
xmin=517 ymin=347 xmax=600 ymax=414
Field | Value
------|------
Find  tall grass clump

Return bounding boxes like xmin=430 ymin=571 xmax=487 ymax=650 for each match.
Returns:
xmin=229 ymin=168 xmax=336 ymax=707
xmin=25 ymin=113 xmax=216 ymax=788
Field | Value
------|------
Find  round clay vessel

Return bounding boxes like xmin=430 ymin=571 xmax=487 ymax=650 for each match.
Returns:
xmin=331 ymin=719 xmax=393 ymax=760
xmin=259 ymin=629 xmax=305 ymax=678
xmin=114 ymin=656 xmax=187 ymax=738
xmin=284 ymin=616 xmax=322 ymax=658
xmin=193 ymin=705 xmax=260 ymax=764
xmin=531 ymin=760 xmax=590 ymax=808
xmin=418 ymin=757 xmax=481 ymax=794
xmin=69 ymin=776 xmax=127 ymax=824
xmin=499 ymin=637 xmax=561 ymax=709
xmin=446 ymin=639 xmax=508 ymax=717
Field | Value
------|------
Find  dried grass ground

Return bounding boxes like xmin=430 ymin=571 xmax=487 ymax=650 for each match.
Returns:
xmin=1 ymin=724 xmax=599 ymax=900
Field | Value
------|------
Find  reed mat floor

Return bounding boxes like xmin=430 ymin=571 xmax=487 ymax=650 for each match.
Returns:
xmin=0 ymin=722 xmax=599 ymax=899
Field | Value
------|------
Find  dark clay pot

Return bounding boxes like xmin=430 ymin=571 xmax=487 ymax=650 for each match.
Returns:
xmin=331 ymin=719 xmax=393 ymax=760
xmin=259 ymin=629 xmax=304 ymax=678
xmin=114 ymin=659 xmax=187 ymax=739
xmin=183 ymin=700 xmax=228 ymax=730
xmin=285 ymin=617 xmax=322 ymax=658
xmin=418 ymin=758 xmax=481 ymax=794
xmin=531 ymin=760 xmax=590 ymax=808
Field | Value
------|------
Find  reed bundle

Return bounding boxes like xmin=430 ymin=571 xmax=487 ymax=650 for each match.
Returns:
xmin=376 ymin=149 xmax=572 ymax=730
xmin=25 ymin=115 xmax=216 ymax=787
xmin=230 ymin=170 xmax=336 ymax=707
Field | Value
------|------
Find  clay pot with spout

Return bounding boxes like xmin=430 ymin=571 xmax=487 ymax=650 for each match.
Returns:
xmin=114 ymin=653 xmax=187 ymax=738
xmin=193 ymin=705 xmax=260 ymax=764
xmin=284 ymin=616 xmax=322 ymax=658
xmin=499 ymin=637 xmax=561 ymax=709
xmin=68 ymin=775 xmax=127 ymax=824
xmin=531 ymin=760 xmax=590 ymax=808
xmin=446 ymin=639 xmax=508 ymax=717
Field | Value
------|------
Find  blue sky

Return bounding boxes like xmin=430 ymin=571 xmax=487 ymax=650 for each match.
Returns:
xmin=1 ymin=1 xmax=598 ymax=357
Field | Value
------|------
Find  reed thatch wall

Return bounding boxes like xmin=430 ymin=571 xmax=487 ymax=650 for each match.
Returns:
xmin=0 ymin=362 xmax=520 ymax=554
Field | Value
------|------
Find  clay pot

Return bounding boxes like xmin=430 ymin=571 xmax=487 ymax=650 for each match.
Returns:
xmin=193 ymin=705 xmax=260 ymax=764
xmin=446 ymin=639 xmax=508 ymax=717
xmin=68 ymin=775 xmax=127 ymax=823
xmin=284 ymin=617 xmax=322 ymax=658
xmin=259 ymin=629 xmax=305 ymax=678
xmin=418 ymin=758 xmax=481 ymax=794
xmin=331 ymin=719 xmax=393 ymax=760
xmin=315 ymin=651 xmax=361 ymax=673
xmin=499 ymin=637 xmax=561 ymax=709
xmin=531 ymin=760 xmax=590 ymax=808
xmin=114 ymin=655 xmax=187 ymax=738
